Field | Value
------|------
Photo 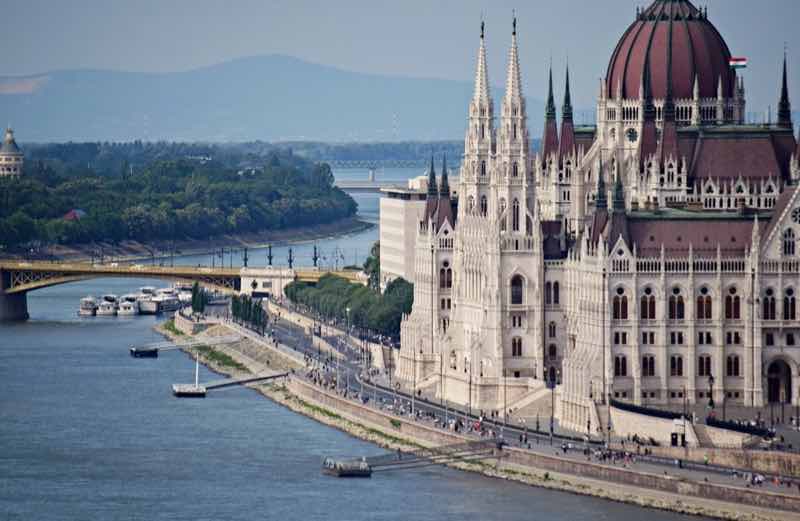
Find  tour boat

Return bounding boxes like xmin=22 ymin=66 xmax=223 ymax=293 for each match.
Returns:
xmin=173 ymin=282 xmax=194 ymax=304
xmin=96 ymin=301 xmax=118 ymax=316
xmin=78 ymin=296 xmax=98 ymax=317
xmin=118 ymin=300 xmax=139 ymax=316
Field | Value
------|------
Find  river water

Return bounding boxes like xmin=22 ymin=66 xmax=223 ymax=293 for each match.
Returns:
xmin=0 ymin=168 xmax=709 ymax=520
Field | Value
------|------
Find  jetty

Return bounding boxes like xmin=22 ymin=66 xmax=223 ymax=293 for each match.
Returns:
xmin=323 ymin=439 xmax=501 ymax=477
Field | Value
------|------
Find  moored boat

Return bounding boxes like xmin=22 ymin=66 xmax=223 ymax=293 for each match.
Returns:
xmin=321 ymin=457 xmax=372 ymax=478
xmin=78 ymin=296 xmax=98 ymax=317
xmin=118 ymin=301 xmax=139 ymax=316
xmin=96 ymin=301 xmax=118 ymax=316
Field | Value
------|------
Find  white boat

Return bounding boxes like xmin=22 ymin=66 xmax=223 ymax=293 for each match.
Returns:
xmin=101 ymin=294 xmax=119 ymax=308
xmin=78 ymin=296 xmax=98 ymax=317
xmin=137 ymin=297 xmax=160 ymax=315
xmin=140 ymin=286 xmax=157 ymax=296
xmin=118 ymin=300 xmax=139 ymax=316
xmin=154 ymin=288 xmax=182 ymax=312
xmin=173 ymin=283 xmax=194 ymax=304
xmin=96 ymin=301 xmax=118 ymax=316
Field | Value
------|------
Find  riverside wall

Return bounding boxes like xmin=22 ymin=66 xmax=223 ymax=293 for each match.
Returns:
xmin=286 ymin=376 xmax=800 ymax=517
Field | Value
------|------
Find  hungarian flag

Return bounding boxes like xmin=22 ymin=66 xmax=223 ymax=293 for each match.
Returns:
xmin=729 ymin=57 xmax=748 ymax=69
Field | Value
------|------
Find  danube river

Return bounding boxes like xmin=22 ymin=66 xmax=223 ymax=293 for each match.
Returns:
xmin=1 ymin=168 xmax=710 ymax=520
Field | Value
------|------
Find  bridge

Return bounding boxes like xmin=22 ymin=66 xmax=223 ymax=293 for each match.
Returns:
xmin=0 ymin=260 xmax=366 ymax=321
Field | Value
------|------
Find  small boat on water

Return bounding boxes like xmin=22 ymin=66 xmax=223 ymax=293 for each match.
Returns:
xmin=78 ymin=296 xmax=98 ymax=317
xmin=173 ymin=282 xmax=194 ymax=304
xmin=96 ymin=301 xmax=118 ymax=316
xmin=321 ymin=457 xmax=372 ymax=478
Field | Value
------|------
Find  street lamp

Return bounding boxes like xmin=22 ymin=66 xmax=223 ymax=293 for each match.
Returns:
xmin=708 ymin=374 xmax=715 ymax=410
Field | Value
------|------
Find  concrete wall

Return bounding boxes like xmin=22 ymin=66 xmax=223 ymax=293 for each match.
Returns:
xmin=609 ymin=406 xmax=699 ymax=448
xmin=0 ymin=291 xmax=28 ymax=321
xmin=175 ymin=310 xmax=206 ymax=335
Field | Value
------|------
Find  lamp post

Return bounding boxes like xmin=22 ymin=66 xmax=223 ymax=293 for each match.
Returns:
xmin=503 ymin=367 xmax=508 ymax=433
xmin=549 ymin=368 xmax=559 ymax=445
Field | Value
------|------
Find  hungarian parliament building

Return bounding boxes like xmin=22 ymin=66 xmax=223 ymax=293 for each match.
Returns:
xmin=382 ymin=0 xmax=800 ymax=432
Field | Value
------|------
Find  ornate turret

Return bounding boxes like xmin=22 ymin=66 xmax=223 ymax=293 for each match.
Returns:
xmin=659 ymin=17 xmax=679 ymax=164
xmin=639 ymin=52 xmax=659 ymax=167
xmin=436 ymin=154 xmax=454 ymax=230
xmin=778 ymin=51 xmax=792 ymax=129
xmin=0 ymin=127 xmax=23 ymax=178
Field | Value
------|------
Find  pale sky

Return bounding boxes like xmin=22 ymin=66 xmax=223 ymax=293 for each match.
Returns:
xmin=3 ymin=0 xmax=800 ymax=115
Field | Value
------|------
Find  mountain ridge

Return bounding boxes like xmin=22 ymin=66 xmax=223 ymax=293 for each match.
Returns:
xmin=0 ymin=54 xmax=546 ymax=143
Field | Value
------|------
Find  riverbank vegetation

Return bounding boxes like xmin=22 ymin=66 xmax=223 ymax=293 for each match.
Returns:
xmin=284 ymin=273 xmax=413 ymax=337
xmin=0 ymin=143 xmax=356 ymax=250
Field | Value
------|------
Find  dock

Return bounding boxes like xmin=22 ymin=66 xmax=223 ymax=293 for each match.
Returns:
xmin=322 ymin=439 xmax=501 ymax=477
xmin=172 ymin=372 xmax=288 ymax=398
xmin=172 ymin=384 xmax=207 ymax=397
xmin=130 ymin=334 xmax=241 ymax=358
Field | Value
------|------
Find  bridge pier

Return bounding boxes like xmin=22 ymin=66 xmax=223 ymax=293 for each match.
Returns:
xmin=0 ymin=291 xmax=29 ymax=321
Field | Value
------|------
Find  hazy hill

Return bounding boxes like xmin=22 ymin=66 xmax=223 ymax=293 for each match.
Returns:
xmin=0 ymin=55 xmax=546 ymax=143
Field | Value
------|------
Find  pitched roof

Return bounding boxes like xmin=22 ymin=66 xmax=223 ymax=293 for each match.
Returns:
xmin=761 ymin=182 xmax=799 ymax=246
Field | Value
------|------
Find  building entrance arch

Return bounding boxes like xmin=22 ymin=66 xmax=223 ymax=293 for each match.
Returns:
xmin=766 ymin=359 xmax=792 ymax=404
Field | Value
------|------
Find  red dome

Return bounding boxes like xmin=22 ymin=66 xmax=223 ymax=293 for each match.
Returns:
xmin=606 ymin=0 xmax=736 ymax=101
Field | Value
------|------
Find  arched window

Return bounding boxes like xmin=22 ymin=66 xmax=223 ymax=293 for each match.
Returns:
xmin=783 ymin=288 xmax=796 ymax=320
xmin=697 ymin=355 xmax=712 ymax=376
xmin=763 ymin=288 xmax=777 ymax=320
xmin=512 ymin=162 xmax=519 ymax=177
xmin=548 ymin=322 xmax=557 ymax=338
xmin=545 ymin=282 xmax=552 ymax=305
xmin=670 ymin=355 xmax=683 ymax=376
xmin=467 ymin=195 xmax=475 ymax=212
xmin=641 ymin=355 xmax=655 ymax=377
xmin=726 ymin=355 xmax=740 ymax=377
xmin=512 ymin=337 xmax=522 ymax=357
xmin=512 ymin=199 xmax=520 ymax=231
xmin=668 ymin=287 xmax=685 ymax=320
xmin=439 ymin=268 xmax=446 ymax=289
xmin=783 ymin=229 xmax=796 ymax=256
xmin=640 ymin=287 xmax=656 ymax=320
xmin=614 ymin=355 xmax=627 ymax=377
xmin=439 ymin=262 xmax=452 ymax=289
xmin=613 ymin=287 xmax=628 ymax=319
xmin=548 ymin=344 xmax=557 ymax=359
xmin=480 ymin=195 xmax=488 ymax=216
xmin=553 ymin=282 xmax=560 ymax=305
xmin=480 ymin=124 xmax=485 ymax=139
xmin=696 ymin=287 xmax=712 ymax=320
xmin=480 ymin=160 xmax=487 ymax=177
xmin=510 ymin=275 xmax=524 ymax=305
xmin=499 ymin=199 xmax=507 ymax=232
xmin=725 ymin=287 xmax=741 ymax=320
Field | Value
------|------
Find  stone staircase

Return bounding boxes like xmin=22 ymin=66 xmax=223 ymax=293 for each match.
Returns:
xmin=692 ymin=424 xmax=715 ymax=448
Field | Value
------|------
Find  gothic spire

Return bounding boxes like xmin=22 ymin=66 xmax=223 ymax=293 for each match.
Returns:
xmin=545 ymin=64 xmax=557 ymax=120
xmin=562 ymin=64 xmax=573 ymax=121
xmin=639 ymin=50 xmax=659 ymax=166
xmin=427 ymin=153 xmax=437 ymax=198
xmin=472 ymin=20 xmax=491 ymax=105
xmin=612 ymin=172 xmax=625 ymax=212
xmin=778 ymin=50 xmax=792 ymax=128
xmin=541 ymin=63 xmax=559 ymax=161
xmin=439 ymin=153 xmax=450 ymax=197
xmin=596 ymin=156 xmax=608 ymax=210
xmin=504 ymin=14 xmax=523 ymax=103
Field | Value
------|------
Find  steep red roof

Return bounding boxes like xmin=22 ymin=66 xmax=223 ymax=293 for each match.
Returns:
xmin=606 ymin=0 xmax=735 ymax=100
xmin=689 ymin=133 xmax=787 ymax=180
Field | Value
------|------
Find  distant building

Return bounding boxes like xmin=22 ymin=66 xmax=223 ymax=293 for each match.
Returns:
xmin=0 ymin=127 xmax=23 ymax=178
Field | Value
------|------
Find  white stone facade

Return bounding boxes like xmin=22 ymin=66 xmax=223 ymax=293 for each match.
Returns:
xmin=391 ymin=8 xmax=800 ymax=434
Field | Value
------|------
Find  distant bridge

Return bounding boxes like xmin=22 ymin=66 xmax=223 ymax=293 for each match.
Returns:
xmin=0 ymin=261 xmax=365 ymax=321
xmin=323 ymin=159 xmax=427 ymax=169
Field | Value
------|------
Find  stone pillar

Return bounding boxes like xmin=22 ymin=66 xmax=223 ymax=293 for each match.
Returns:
xmin=0 ymin=290 xmax=29 ymax=321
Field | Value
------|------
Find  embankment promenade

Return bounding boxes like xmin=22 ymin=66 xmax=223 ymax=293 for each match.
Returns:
xmin=157 ymin=314 xmax=800 ymax=521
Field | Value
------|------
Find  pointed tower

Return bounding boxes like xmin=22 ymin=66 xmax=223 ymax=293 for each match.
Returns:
xmin=559 ymin=65 xmax=575 ymax=160
xmin=496 ymin=14 xmax=531 ymax=230
xmin=460 ymin=20 xmax=495 ymax=219
xmin=659 ymin=19 xmax=679 ymax=164
xmin=638 ymin=52 xmax=658 ymax=168
xmin=436 ymin=154 xmax=454 ymax=230
xmin=778 ymin=51 xmax=792 ymax=129
xmin=541 ymin=65 xmax=559 ymax=164
xmin=424 ymin=154 xmax=438 ymax=223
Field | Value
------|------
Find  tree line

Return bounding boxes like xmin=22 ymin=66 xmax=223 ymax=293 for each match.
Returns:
xmin=284 ymin=273 xmax=413 ymax=338
xmin=0 ymin=144 xmax=356 ymax=250
xmin=231 ymin=294 xmax=268 ymax=335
